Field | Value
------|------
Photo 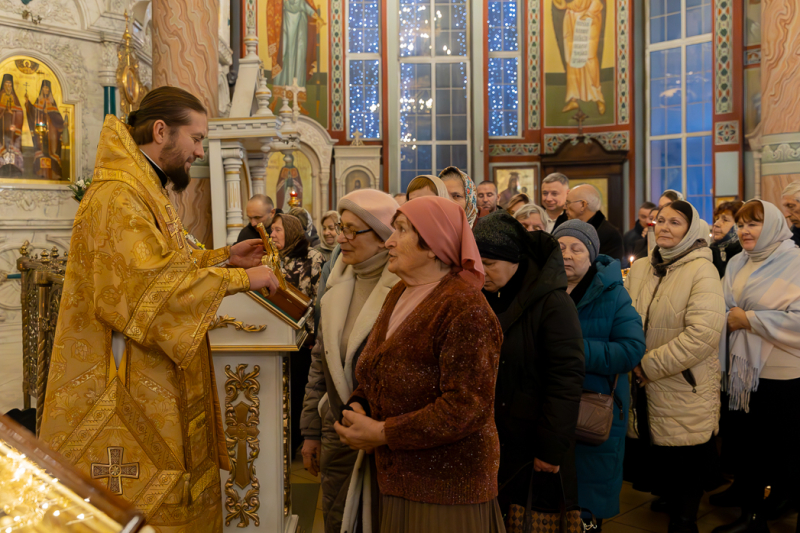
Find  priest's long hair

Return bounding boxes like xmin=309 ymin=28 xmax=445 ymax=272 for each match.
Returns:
xmin=127 ymin=86 xmax=207 ymax=145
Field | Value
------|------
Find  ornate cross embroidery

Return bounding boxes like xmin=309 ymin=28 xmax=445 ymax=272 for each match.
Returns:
xmin=91 ymin=447 xmax=140 ymax=495
xmin=164 ymin=204 xmax=184 ymax=249
xmin=226 ymin=401 xmax=260 ymax=489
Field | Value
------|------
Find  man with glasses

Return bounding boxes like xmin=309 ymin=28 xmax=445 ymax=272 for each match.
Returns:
xmin=565 ymin=184 xmax=624 ymax=260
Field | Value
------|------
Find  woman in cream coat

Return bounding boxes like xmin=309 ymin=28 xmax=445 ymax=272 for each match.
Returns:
xmin=625 ymin=200 xmax=725 ymax=533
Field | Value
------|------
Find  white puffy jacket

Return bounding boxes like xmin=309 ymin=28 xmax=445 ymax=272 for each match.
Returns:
xmin=625 ymin=247 xmax=725 ymax=446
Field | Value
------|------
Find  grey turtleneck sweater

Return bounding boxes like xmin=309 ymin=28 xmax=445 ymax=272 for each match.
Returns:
xmin=339 ymin=250 xmax=389 ymax=361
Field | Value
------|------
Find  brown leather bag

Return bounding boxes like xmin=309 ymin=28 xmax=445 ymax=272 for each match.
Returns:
xmin=574 ymin=375 xmax=618 ymax=446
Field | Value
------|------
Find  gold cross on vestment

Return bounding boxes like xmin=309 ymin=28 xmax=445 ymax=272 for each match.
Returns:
xmin=164 ymin=204 xmax=184 ymax=249
xmin=91 ymin=447 xmax=140 ymax=495
xmin=227 ymin=401 xmax=260 ymax=489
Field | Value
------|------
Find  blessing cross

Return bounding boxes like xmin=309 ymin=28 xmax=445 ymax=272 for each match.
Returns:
xmin=91 ymin=447 xmax=140 ymax=495
xmin=572 ymin=108 xmax=589 ymax=135
xmin=227 ymin=401 xmax=260 ymax=489
xmin=351 ymin=130 xmax=364 ymax=147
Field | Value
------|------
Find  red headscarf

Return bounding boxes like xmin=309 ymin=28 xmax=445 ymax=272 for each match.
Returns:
xmin=398 ymin=196 xmax=485 ymax=289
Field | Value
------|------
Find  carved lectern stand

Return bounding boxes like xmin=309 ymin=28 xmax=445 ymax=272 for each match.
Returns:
xmin=209 ymin=291 xmax=311 ymax=533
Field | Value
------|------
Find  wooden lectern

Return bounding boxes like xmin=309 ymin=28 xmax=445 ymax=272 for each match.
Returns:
xmin=209 ymin=288 xmax=312 ymax=533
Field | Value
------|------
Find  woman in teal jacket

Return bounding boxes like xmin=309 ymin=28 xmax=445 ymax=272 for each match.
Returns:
xmin=554 ymin=220 xmax=646 ymax=529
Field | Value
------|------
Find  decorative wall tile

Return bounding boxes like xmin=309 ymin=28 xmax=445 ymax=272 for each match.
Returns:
xmin=331 ymin=0 xmax=344 ymax=130
xmin=617 ymin=0 xmax=630 ymax=124
xmin=527 ymin=0 xmax=540 ymax=130
xmin=544 ymin=132 xmax=630 ymax=154
xmin=715 ymin=120 xmax=739 ymax=145
xmin=745 ymin=48 xmax=761 ymax=66
xmin=715 ymin=0 xmax=733 ymax=114
xmin=489 ymin=143 xmax=541 ymax=157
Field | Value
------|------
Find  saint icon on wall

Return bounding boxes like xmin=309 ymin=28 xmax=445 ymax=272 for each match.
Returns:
xmin=498 ymin=172 xmax=520 ymax=208
xmin=25 ymin=80 xmax=65 ymax=180
xmin=0 ymin=56 xmax=74 ymax=182
xmin=275 ymin=152 xmax=303 ymax=211
xmin=266 ymin=0 xmax=326 ymax=115
xmin=553 ymin=0 xmax=607 ymax=116
xmin=345 ymin=169 xmax=369 ymax=194
xmin=0 ymin=74 xmax=24 ymax=176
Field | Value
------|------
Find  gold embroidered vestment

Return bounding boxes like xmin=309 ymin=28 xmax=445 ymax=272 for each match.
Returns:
xmin=39 ymin=115 xmax=251 ymax=532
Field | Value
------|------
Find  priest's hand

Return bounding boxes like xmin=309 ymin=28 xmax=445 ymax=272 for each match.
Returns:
xmin=246 ymin=265 xmax=279 ymax=296
xmin=230 ymin=239 xmax=265 ymax=268
xmin=301 ymin=439 xmax=321 ymax=476
xmin=728 ymin=307 xmax=751 ymax=332
xmin=334 ymin=411 xmax=386 ymax=452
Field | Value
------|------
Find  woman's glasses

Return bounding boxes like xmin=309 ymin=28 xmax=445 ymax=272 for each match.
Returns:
xmin=335 ymin=223 xmax=375 ymax=240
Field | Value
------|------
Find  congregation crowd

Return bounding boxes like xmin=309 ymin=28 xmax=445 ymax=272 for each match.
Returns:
xmin=237 ymin=171 xmax=800 ymax=533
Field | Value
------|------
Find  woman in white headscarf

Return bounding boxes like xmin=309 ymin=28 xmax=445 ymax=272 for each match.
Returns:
xmin=625 ymin=200 xmax=725 ymax=533
xmin=712 ymin=200 xmax=800 ymax=533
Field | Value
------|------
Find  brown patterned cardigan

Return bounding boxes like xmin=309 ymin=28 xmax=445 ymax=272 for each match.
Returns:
xmin=350 ymin=272 xmax=504 ymax=505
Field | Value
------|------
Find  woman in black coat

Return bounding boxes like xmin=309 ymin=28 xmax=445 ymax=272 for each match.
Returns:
xmin=474 ymin=212 xmax=586 ymax=518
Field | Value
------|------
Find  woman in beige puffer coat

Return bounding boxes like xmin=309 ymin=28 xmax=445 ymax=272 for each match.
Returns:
xmin=625 ymin=200 xmax=725 ymax=533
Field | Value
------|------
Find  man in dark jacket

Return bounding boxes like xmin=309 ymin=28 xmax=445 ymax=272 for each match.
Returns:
xmin=623 ymin=201 xmax=657 ymax=266
xmin=566 ymin=184 xmax=624 ymax=261
xmin=474 ymin=212 xmax=585 ymax=515
xmin=235 ymin=194 xmax=276 ymax=243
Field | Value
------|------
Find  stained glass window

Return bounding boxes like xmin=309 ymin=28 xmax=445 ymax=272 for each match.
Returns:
xmin=487 ymin=0 xmax=519 ymax=137
xmin=347 ymin=0 xmax=381 ymax=139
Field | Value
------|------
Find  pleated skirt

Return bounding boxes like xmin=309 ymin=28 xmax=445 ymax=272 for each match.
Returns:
xmin=379 ymin=495 xmax=507 ymax=533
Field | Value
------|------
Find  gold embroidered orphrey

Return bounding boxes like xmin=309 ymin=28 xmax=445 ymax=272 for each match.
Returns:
xmin=38 ymin=114 xmax=252 ymax=533
xmin=92 ymin=446 xmax=140 ymax=495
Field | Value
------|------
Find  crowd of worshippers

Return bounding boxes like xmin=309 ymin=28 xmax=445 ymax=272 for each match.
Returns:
xmin=237 ymin=172 xmax=800 ymax=533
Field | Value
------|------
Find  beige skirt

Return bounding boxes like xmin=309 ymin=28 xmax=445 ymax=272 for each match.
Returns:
xmin=379 ymin=495 xmax=507 ymax=533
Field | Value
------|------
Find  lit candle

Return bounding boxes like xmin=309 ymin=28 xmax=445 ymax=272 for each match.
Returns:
xmin=629 ymin=256 xmax=634 ymax=266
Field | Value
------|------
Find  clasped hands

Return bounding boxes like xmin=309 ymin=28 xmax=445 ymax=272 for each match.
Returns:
xmin=333 ymin=403 xmax=387 ymax=453
xmin=727 ymin=307 xmax=751 ymax=332
xmin=230 ymin=239 xmax=279 ymax=296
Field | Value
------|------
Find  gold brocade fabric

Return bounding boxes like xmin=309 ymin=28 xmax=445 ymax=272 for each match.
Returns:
xmin=39 ymin=115 xmax=251 ymax=533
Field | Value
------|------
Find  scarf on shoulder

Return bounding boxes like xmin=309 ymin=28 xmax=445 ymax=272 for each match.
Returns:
xmin=713 ymin=225 xmax=739 ymax=261
xmin=650 ymin=239 xmax=708 ymax=277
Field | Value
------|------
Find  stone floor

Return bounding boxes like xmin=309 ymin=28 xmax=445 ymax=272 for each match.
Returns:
xmin=290 ymin=456 xmax=799 ymax=533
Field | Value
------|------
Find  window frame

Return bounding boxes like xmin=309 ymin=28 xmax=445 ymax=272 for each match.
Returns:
xmin=345 ymin=0 xmax=383 ymax=141
xmin=397 ymin=0 xmax=472 ymax=181
xmin=486 ymin=0 xmax=522 ymax=139
xmin=645 ymin=0 xmax=714 ymax=209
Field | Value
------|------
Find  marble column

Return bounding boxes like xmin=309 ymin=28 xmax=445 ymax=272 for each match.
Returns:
xmin=759 ymin=0 xmax=800 ymax=204
xmin=152 ymin=0 xmax=220 ymax=247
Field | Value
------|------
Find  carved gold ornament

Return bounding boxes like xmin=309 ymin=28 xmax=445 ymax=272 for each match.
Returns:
xmin=209 ymin=314 xmax=267 ymax=333
xmin=224 ymin=364 xmax=261 ymax=528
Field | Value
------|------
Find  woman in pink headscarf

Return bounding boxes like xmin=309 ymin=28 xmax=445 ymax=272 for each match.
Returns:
xmin=334 ymin=196 xmax=506 ymax=533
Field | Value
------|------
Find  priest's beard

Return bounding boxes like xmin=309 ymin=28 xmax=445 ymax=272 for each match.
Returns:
xmin=161 ymin=139 xmax=192 ymax=193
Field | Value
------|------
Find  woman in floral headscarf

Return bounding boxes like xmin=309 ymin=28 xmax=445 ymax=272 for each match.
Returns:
xmin=271 ymin=212 xmax=326 ymax=452
xmin=439 ymin=166 xmax=478 ymax=228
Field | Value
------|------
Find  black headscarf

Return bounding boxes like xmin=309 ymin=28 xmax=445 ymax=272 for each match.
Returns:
xmin=473 ymin=211 xmax=544 ymax=264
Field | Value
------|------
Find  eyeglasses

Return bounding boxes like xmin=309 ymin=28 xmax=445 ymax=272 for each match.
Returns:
xmin=335 ymin=223 xmax=375 ymax=240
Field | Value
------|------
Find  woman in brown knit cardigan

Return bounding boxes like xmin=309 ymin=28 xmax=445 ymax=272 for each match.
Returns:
xmin=334 ymin=196 xmax=506 ymax=533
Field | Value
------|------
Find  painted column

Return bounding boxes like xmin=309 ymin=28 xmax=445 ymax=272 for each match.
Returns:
xmin=759 ymin=0 xmax=800 ymax=203
xmin=152 ymin=0 xmax=220 ymax=247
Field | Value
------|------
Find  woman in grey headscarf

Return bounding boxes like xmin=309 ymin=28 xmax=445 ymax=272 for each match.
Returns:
xmin=713 ymin=200 xmax=800 ymax=533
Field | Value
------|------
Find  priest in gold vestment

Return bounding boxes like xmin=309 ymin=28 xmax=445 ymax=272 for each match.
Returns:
xmin=39 ymin=87 xmax=278 ymax=532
